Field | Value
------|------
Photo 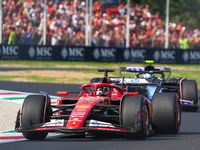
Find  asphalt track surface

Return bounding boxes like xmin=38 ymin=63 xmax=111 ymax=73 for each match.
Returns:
xmin=0 ymin=81 xmax=200 ymax=150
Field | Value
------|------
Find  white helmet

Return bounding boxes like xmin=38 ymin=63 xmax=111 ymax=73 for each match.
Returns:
xmin=96 ymin=90 xmax=103 ymax=96
xmin=143 ymin=73 xmax=152 ymax=78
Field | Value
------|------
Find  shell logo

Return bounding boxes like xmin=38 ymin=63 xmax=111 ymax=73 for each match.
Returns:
xmin=77 ymin=105 xmax=90 ymax=108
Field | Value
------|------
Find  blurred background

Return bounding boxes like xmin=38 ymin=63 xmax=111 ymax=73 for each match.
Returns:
xmin=1 ymin=0 xmax=200 ymax=49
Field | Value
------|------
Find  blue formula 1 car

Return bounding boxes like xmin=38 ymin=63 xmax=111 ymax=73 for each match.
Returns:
xmin=111 ymin=62 xmax=199 ymax=112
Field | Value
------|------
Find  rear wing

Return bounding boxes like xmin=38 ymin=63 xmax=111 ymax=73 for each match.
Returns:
xmin=98 ymin=69 xmax=114 ymax=76
xmin=90 ymin=69 xmax=115 ymax=83
xmin=119 ymin=66 xmax=171 ymax=72
xmin=119 ymin=67 xmax=171 ymax=80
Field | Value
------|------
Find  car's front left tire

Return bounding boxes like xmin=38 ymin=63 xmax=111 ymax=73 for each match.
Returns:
xmin=21 ymin=94 xmax=51 ymax=140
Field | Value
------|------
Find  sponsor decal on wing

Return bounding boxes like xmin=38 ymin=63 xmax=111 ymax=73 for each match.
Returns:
xmin=77 ymin=105 xmax=90 ymax=108
xmin=110 ymin=78 xmax=122 ymax=82
xmin=88 ymin=120 xmax=115 ymax=128
xmin=41 ymin=119 xmax=65 ymax=127
xmin=127 ymin=67 xmax=144 ymax=71
xmin=123 ymin=78 xmax=149 ymax=84
xmin=180 ymin=100 xmax=193 ymax=105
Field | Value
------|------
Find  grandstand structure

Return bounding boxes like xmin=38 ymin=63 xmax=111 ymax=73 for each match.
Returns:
xmin=0 ymin=0 xmax=199 ymax=49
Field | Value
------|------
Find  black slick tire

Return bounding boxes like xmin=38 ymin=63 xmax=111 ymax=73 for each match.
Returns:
xmin=182 ymin=80 xmax=199 ymax=111
xmin=21 ymin=95 xmax=49 ymax=140
xmin=152 ymin=93 xmax=181 ymax=134
xmin=122 ymin=95 xmax=149 ymax=139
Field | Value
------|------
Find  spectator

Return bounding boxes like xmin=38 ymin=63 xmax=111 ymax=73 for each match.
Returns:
xmin=115 ymin=33 xmax=124 ymax=48
xmin=66 ymin=33 xmax=75 ymax=46
xmin=138 ymin=31 xmax=147 ymax=47
xmin=169 ymin=32 xmax=179 ymax=49
xmin=108 ymin=32 xmax=116 ymax=47
xmin=153 ymin=35 xmax=162 ymax=48
xmin=92 ymin=31 xmax=100 ymax=46
xmin=179 ymin=34 xmax=189 ymax=49
xmin=24 ymin=27 xmax=32 ymax=45
xmin=8 ymin=27 xmax=16 ymax=45
xmin=98 ymin=32 xmax=107 ymax=47
xmin=51 ymin=30 xmax=59 ymax=46
xmin=15 ymin=26 xmax=21 ymax=43
xmin=1 ymin=0 xmax=200 ymax=49
xmin=17 ymin=28 xmax=25 ymax=45
xmin=131 ymin=33 xmax=139 ymax=47
xmin=32 ymin=28 xmax=42 ymax=45
xmin=193 ymin=30 xmax=200 ymax=49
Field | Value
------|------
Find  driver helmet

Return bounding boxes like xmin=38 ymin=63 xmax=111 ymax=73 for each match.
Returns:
xmin=96 ymin=90 xmax=103 ymax=96
xmin=143 ymin=73 xmax=155 ymax=78
xmin=96 ymin=87 xmax=109 ymax=96
xmin=143 ymin=73 xmax=152 ymax=78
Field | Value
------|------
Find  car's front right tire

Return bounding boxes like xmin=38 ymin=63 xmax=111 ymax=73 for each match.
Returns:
xmin=122 ymin=95 xmax=150 ymax=139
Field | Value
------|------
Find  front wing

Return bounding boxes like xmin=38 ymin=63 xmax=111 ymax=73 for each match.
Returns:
xmin=15 ymin=117 xmax=144 ymax=135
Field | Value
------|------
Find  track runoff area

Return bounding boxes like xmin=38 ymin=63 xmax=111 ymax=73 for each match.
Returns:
xmin=0 ymin=90 xmax=60 ymax=144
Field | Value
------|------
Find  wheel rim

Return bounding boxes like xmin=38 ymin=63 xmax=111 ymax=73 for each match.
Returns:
xmin=175 ymin=101 xmax=181 ymax=131
xmin=144 ymin=105 xmax=149 ymax=129
xmin=177 ymin=102 xmax=181 ymax=126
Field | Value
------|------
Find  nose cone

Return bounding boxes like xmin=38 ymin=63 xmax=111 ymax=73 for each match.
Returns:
xmin=67 ymin=121 xmax=82 ymax=128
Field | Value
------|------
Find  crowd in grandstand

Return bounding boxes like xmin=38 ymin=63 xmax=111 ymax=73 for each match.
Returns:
xmin=2 ymin=0 xmax=200 ymax=49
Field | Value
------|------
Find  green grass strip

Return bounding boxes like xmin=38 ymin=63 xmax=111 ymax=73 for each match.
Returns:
xmin=3 ymin=130 xmax=17 ymax=133
xmin=2 ymin=97 xmax=26 ymax=100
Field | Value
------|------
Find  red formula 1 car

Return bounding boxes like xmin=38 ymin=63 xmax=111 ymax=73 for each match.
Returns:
xmin=15 ymin=70 xmax=181 ymax=140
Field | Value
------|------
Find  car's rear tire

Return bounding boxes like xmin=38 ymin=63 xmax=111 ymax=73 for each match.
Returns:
xmin=122 ymin=95 xmax=149 ymax=139
xmin=182 ymin=80 xmax=199 ymax=111
xmin=152 ymin=93 xmax=181 ymax=134
xmin=21 ymin=95 xmax=51 ymax=140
